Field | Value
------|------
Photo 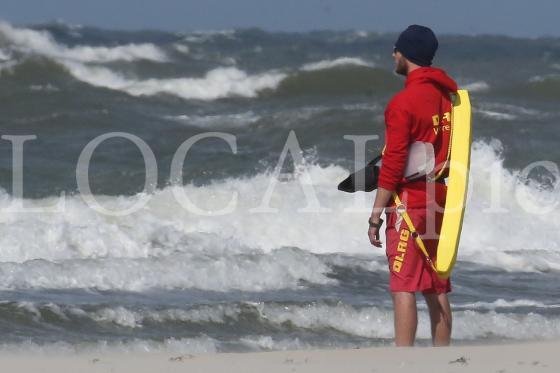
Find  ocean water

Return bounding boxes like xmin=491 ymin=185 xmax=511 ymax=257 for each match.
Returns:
xmin=0 ymin=21 xmax=559 ymax=353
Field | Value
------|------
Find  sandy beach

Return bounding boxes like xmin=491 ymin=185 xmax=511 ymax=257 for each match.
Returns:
xmin=1 ymin=342 xmax=557 ymax=373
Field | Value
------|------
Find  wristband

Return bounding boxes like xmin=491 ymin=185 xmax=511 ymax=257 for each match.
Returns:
xmin=368 ymin=217 xmax=384 ymax=229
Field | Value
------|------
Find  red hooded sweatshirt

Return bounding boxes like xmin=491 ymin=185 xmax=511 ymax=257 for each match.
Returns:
xmin=378 ymin=67 xmax=458 ymax=209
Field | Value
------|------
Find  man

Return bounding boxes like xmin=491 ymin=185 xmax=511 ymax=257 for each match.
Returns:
xmin=367 ymin=25 xmax=458 ymax=347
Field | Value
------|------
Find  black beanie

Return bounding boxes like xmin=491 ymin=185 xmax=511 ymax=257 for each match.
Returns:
xmin=394 ymin=25 xmax=438 ymax=67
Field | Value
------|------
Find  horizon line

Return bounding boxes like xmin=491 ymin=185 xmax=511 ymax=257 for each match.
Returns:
xmin=6 ymin=19 xmax=560 ymax=40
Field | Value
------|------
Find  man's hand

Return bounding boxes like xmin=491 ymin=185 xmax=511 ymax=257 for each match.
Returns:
xmin=368 ymin=186 xmax=393 ymax=248
xmin=368 ymin=225 xmax=382 ymax=247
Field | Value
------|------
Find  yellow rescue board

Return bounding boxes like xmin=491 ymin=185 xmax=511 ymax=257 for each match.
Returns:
xmin=435 ymin=90 xmax=472 ymax=279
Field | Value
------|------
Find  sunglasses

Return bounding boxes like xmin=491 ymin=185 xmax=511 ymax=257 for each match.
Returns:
xmin=393 ymin=47 xmax=398 ymax=54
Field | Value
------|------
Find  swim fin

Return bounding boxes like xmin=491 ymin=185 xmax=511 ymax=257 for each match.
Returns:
xmin=337 ymin=142 xmax=436 ymax=193
xmin=337 ymin=154 xmax=382 ymax=193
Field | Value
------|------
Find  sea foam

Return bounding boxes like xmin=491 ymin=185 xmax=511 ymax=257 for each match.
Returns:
xmin=301 ymin=57 xmax=374 ymax=71
xmin=7 ymin=301 xmax=560 ymax=344
xmin=0 ymin=141 xmax=558 ymax=292
xmin=63 ymin=62 xmax=287 ymax=100
xmin=0 ymin=22 xmax=168 ymax=63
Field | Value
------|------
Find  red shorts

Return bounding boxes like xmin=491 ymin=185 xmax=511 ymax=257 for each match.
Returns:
xmin=385 ymin=205 xmax=451 ymax=294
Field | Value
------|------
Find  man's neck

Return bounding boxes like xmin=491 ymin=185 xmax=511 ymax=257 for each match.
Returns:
xmin=405 ymin=64 xmax=422 ymax=76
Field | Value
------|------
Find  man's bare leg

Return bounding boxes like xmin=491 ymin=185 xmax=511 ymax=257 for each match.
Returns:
xmin=392 ymin=292 xmax=417 ymax=346
xmin=423 ymin=292 xmax=452 ymax=346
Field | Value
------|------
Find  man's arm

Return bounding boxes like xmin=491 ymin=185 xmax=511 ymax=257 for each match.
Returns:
xmin=368 ymin=104 xmax=411 ymax=247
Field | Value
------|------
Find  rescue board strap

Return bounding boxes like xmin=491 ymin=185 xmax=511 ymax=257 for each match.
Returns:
xmin=392 ymin=192 xmax=439 ymax=274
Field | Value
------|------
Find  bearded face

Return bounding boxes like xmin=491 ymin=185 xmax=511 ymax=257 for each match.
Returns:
xmin=393 ymin=50 xmax=408 ymax=76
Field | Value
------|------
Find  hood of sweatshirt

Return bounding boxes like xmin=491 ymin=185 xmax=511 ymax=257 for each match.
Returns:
xmin=405 ymin=67 xmax=458 ymax=92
